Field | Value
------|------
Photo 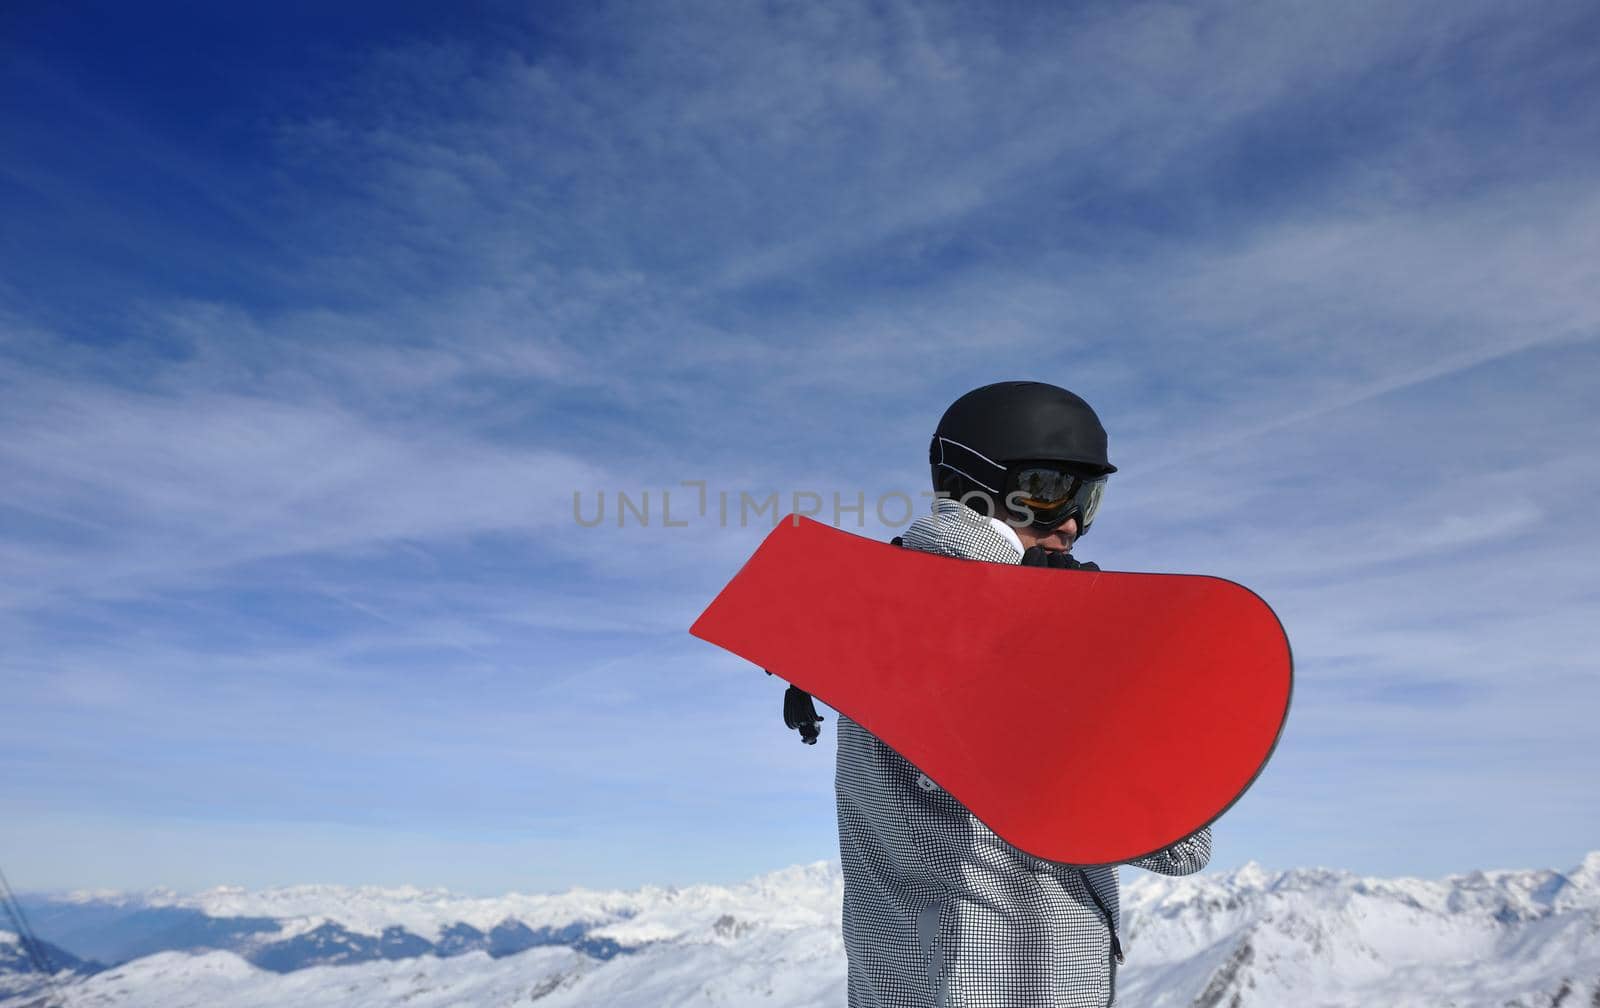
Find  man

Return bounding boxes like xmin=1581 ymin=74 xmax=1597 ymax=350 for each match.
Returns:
xmin=836 ymin=381 xmax=1212 ymax=1008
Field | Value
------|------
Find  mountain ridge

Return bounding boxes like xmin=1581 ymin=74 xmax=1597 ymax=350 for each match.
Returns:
xmin=4 ymin=853 xmax=1596 ymax=1007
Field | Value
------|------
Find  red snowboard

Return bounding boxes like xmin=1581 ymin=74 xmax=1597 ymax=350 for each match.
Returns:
xmin=690 ymin=516 xmax=1291 ymax=866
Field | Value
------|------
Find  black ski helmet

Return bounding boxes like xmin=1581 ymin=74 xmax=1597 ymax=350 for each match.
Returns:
xmin=929 ymin=380 xmax=1115 ymax=516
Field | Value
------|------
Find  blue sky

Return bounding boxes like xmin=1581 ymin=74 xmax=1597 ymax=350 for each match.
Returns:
xmin=2 ymin=0 xmax=1598 ymax=895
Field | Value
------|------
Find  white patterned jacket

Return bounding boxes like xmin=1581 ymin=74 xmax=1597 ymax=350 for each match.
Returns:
xmin=836 ymin=498 xmax=1212 ymax=1008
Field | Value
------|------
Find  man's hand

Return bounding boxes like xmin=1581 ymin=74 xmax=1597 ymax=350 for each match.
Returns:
xmin=782 ymin=683 xmax=824 ymax=744
xmin=1020 ymin=546 xmax=1099 ymax=571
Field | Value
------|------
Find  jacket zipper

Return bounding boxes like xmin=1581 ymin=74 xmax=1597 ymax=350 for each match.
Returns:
xmin=1079 ymin=870 xmax=1122 ymax=1005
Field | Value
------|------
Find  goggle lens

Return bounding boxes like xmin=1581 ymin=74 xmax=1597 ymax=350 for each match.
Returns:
xmin=1009 ymin=466 xmax=1106 ymax=530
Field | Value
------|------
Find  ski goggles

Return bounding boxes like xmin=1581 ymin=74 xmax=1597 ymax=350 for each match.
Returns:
xmin=1006 ymin=464 xmax=1107 ymax=531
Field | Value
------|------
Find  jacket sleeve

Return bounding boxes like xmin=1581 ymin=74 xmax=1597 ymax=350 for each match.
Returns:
xmin=1126 ymin=826 xmax=1212 ymax=876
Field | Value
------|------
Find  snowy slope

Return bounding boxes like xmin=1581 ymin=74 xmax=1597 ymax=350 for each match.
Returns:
xmin=0 ymin=929 xmax=96 ymax=1003
xmin=1116 ymin=851 xmax=1600 ymax=1007
xmin=6 ymin=854 xmax=1598 ymax=1007
xmin=57 ymin=931 xmax=846 ymax=1008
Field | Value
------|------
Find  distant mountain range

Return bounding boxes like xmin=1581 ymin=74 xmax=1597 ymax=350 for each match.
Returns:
xmin=3 ymin=854 xmax=1597 ymax=1007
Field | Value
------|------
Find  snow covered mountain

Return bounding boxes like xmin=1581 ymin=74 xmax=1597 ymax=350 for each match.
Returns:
xmin=1115 ymin=851 xmax=1600 ymax=1007
xmin=0 ymin=930 xmax=97 ymax=1004
xmin=4 ymin=854 xmax=1597 ymax=1007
